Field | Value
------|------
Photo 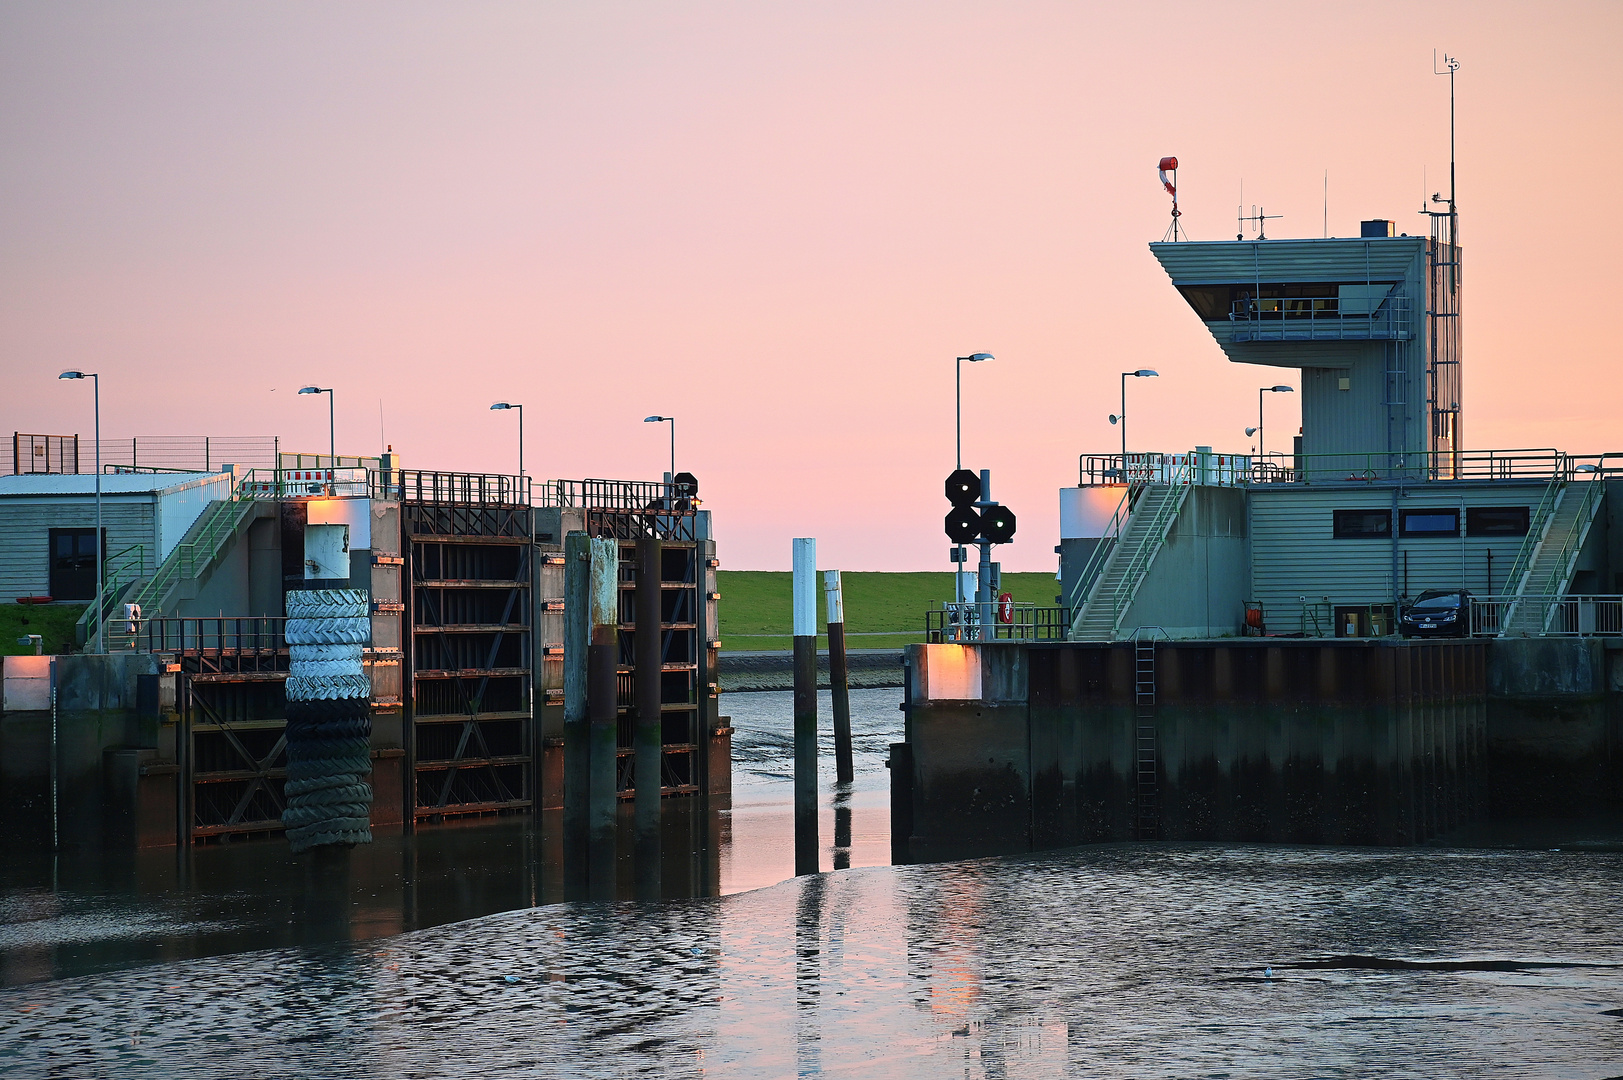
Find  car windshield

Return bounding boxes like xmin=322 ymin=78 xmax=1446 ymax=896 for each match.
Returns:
xmin=1412 ymin=593 xmax=1462 ymax=610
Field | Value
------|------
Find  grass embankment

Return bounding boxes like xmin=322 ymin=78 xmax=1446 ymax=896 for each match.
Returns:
xmin=716 ymin=570 xmax=1060 ymax=652
xmin=0 ymin=604 xmax=86 ymax=656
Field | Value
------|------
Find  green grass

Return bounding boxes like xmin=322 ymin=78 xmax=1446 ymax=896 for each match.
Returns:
xmin=0 ymin=603 xmax=86 ymax=656
xmin=716 ymin=571 xmax=1061 ymax=652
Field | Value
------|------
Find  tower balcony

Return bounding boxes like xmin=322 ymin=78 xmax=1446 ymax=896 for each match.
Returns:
xmin=1228 ymin=293 xmax=1412 ymax=343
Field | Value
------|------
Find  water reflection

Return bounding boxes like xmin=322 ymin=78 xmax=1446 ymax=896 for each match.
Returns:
xmin=4 ymin=845 xmax=1620 ymax=1076
xmin=0 ymin=688 xmax=903 ymax=987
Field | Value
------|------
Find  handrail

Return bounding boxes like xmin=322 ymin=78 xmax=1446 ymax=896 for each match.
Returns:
xmin=119 ymin=499 xmax=256 ymax=632
xmin=1228 ymin=293 xmax=1411 ymax=342
xmin=1501 ymin=455 xmax=1568 ymax=606
xmin=79 ymin=543 xmax=148 ymax=648
xmin=1066 ymin=483 xmax=1134 ymax=635
xmin=1529 ymin=455 xmax=1613 ymax=631
xmin=538 ymin=477 xmax=677 ymax=510
xmin=1104 ymin=458 xmax=1193 ymax=633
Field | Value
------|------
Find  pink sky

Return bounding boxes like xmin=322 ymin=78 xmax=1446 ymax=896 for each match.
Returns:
xmin=3 ymin=2 xmax=1619 ymax=571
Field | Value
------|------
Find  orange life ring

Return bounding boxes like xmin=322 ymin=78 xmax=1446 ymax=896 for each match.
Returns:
xmin=997 ymin=592 xmax=1014 ymax=624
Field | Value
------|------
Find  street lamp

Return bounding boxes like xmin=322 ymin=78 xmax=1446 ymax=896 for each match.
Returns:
xmin=490 ymin=403 xmax=524 ymax=477
xmin=644 ymin=415 xmax=675 ymax=479
xmin=954 ymin=354 xmax=994 ymax=471
xmin=1108 ymin=369 xmax=1158 ymax=474
xmin=58 ymin=370 xmax=103 ymax=653
xmin=1254 ymin=385 xmax=1294 ymax=460
xmin=298 ymin=386 xmax=335 ymax=464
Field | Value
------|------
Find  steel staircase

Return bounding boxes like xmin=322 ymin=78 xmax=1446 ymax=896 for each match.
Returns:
xmin=1069 ymin=460 xmax=1192 ymax=640
xmin=1500 ymin=475 xmax=1605 ymax=636
xmin=86 ymin=492 xmax=257 ymax=650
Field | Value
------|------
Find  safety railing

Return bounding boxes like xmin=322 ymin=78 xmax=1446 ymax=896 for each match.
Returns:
xmin=237 ymin=467 xmax=371 ymax=498
xmin=1469 ymin=596 xmax=1623 ymax=638
xmin=1228 ymin=293 xmax=1412 ymax=342
xmin=146 ymin=617 xmax=290 ymax=673
xmin=374 ymin=469 xmax=530 ymax=506
xmin=116 ymin=499 xmax=258 ymax=636
xmin=1527 ymin=454 xmax=1616 ymax=602
xmin=76 ymin=543 xmax=148 ymax=648
xmin=1080 ymin=451 xmax=1252 ymax=488
xmin=926 ymin=603 xmax=1071 ymax=643
xmin=539 ymin=477 xmax=678 ymax=510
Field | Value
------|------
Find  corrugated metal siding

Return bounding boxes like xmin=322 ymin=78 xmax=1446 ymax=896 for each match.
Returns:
xmin=1150 ymin=238 xmax=1428 ymax=284
xmin=0 ymin=472 xmax=216 ymax=497
xmin=0 ymin=496 xmax=157 ymax=603
xmin=1249 ymin=484 xmax=1546 ymax=633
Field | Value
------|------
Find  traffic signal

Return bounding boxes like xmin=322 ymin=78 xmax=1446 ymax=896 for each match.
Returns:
xmin=980 ymin=504 xmax=1017 ymax=543
xmin=945 ymin=468 xmax=981 ymax=506
xmin=945 ymin=507 xmax=982 ymax=543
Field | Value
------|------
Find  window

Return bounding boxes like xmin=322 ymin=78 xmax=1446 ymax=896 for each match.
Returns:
xmin=1400 ymin=508 xmax=1459 ymax=537
xmin=1333 ymin=509 xmax=1391 ymax=538
xmin=1466 ymin=506 xmax=1530 ymax=537
xmin=47 ymin=527 xmax=101 ymax=600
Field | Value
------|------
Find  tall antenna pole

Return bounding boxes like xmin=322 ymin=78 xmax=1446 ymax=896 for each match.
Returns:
xmin=1434 ymin=50 xmax=1460 ymax=244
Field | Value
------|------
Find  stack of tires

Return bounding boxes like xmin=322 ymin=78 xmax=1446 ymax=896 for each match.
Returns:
xmin=282 ymin=589 xmax=374 ymax=852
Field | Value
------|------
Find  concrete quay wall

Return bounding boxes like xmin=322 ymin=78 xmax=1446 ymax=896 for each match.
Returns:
xmin=897 ymin=638 xmax=1619 ymax=862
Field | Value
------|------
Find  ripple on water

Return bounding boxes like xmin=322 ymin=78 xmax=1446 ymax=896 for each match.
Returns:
xmin=3 ymin=844 xmax=1622 ymax=1078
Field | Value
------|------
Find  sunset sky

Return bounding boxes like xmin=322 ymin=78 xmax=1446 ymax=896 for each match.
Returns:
xmin=3 ymin=2 xmax=1618 ymax=571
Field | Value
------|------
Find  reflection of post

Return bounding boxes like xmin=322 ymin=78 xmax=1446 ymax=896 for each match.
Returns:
xmin=634 ymin=537 xmax=664 ymax=900
xmin=792 ymin=538 xmax=818 ymax=876
xmin=587 ymin=536 xmax=620 ymax=901
xmin=832 ymin=787 xmax=852 ymax=871
xmin=562 ymin=531 xmax=590 ymax=898
xmin=794 ymin=874 xmax=825 ymax=1078
xmin=824 ymin=570 xmax=853 ymax=784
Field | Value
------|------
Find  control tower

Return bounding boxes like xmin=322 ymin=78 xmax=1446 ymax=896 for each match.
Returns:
xmin=1150 ymin=216 xmax=1461 ymax=481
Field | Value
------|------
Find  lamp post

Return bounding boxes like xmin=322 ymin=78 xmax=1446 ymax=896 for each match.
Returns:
xmin=954 ymin=353 xmax=994 ymax=471
xmin=58 ymin=371 xmax=102 ymax=653
xmin=298 ymin=386 xmax=335 ymax=464
xmin=1252 ymin=385 xmax=1294 ymax=461
xmin=490 ymin=403 xmax=524 ymax=477
xmin=1109 ymin=369 xmax=1159 ymax=476
xmin=643 ymin=415 xmax=675 ymax=479
xmin=953 ymin=354 xmax=994 ymax=608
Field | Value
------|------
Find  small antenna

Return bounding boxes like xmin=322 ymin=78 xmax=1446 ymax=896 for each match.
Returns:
xmin=1238 ymin=205 xmax=1282 ymax=241
xmin=1159 ymin=157 xmax=1183 ymax=241
xmin=1323 ymin=170 xmax=1328 ymax=238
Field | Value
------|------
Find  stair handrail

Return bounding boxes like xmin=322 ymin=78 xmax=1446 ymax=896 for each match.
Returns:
xmin=1531 ymin=453 xmax=1613 ymax=632
xmin=1102 ymin=455 xmax=1194 ymax=636
xmin=122 ymin=496 xmax=256 ymax=623
xmin=1065 ymin=482 xmax=1136 ymax=632
xmin=1496 ymin=454 xmax=1569 ymax=636
xmin=78 ymin=543 xmax=148 ymax=648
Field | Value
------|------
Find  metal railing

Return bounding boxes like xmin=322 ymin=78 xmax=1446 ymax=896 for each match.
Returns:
xmin=539 ymin=477 xmax=677 ymax=510
xmin=374 ymin=469 xmax=530 ymax=506
xmin=1469 ymin=595 xmax=1623 ymax=638
xmin=1080 ymin=451 xmax=1252 ymax=488
xmin=1527 ymin=455 xmax=1615 ymax=601
xmin=1229 ymin=293 xmax=1411 ymax=342
xmin=238 ymin=467 xmax=371 ymax=498
xmin=926 ymin=603 xmax=1071 ymax=643
xmin=146 ymin=617 xmax=290 ymax=673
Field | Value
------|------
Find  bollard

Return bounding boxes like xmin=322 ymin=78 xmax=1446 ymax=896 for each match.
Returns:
xmin=824 ymin=569 xmax=853 ymax=785
xmin=792 ymin=538 xmax=818 ymax=876
xmin=562 ymin=531 xmax=591 ymax=897
xmin=634 ymin=537 xmax=664 ymax=899
xmin=587 ymin=535 xmax=620 ymax=900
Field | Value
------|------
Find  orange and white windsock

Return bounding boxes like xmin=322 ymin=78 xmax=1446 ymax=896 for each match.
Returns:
xmin=1158 ymin=156 xmax=1178 ymax=197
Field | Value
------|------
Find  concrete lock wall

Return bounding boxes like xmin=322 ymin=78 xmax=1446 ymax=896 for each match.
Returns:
xmin=0 ymin=652 xmax=162 ymax=848
xmin=1487 ymin=638 xmax=1622 ymax=816
xmin=899 ymin=639 xmax=1502 ymax=861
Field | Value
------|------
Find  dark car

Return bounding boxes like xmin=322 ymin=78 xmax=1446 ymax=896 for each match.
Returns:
xmin=1400 ymin=589 xmax=1473 ymax=638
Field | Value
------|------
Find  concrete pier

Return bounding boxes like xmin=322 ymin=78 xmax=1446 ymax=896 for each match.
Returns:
xmin=894 ymin=637 xmax=1622 ymax=862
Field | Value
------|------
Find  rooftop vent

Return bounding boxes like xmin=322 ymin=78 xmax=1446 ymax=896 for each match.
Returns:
xmin=1360 ymin=219 xmax=1395 ymax=238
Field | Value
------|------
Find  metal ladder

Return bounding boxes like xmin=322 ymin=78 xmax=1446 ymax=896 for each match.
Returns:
xmin=1132 ymin=627 xmax=1165 ymax=839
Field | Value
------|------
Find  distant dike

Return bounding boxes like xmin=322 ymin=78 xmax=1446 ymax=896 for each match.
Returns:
xmin=719 ymin=648 xmax=904 ymax=693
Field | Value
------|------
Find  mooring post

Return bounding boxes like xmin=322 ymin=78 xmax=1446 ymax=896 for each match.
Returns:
xmin=587 ymin=535 xmax=621 ymax=899
xmin=562 ymin=530 xmax=590 ymax=897
xmin=793 ymin=537 xmax=819 ymax=876
xmin=634 ymin=536 xmax=664 ymax=899
xmin=824 ymin=569 xmax=853 ymax=785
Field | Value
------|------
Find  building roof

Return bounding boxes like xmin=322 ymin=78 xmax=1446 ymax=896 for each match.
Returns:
xmin=0 ymin=471 xmax=227 ymax=497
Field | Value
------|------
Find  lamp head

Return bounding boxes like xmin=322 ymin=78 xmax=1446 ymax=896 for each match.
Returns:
xmin=1267 ymin=385 xmax=1294 ymax=393
xmin=1245 ymin=427 xmax=1259 ymax=437
xmin=58 ymin=370 xmax=86 ymax=380
xmin=490 ymin=402 xmax=513 ymax=410
xmin=1132 ymin=369 xmax=1159 ymax=378
xmin=1109 ymin=415 xmax=1120 ymax=425
xmin=968 ymin=352 xmax=994 ymax=362
xmin=298 ymin=386 xmax=323 ymax=395
xmin=644 ymin=415 xmax=669 ymax=423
